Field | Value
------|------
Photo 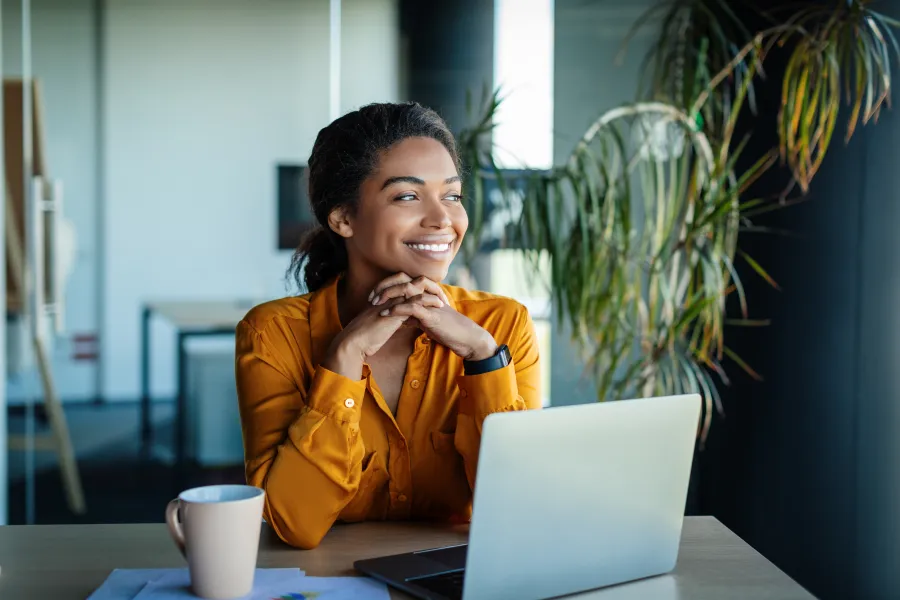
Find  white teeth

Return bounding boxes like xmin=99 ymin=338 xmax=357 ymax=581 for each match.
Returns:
xmin=406 ymin=243 xmax=451 ymax=252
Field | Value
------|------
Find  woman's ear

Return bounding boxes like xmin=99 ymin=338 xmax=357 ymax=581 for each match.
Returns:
xmin=327 ymin=207 xmax=353 ymax=239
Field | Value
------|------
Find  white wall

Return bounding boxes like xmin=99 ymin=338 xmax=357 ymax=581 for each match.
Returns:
xmin=102 ymin=0 xmax=399 ymax=399
xmin=340 ymin=0 xmax=399 ymax=114
xmin=4 ymin=0 xmax=100 ymax=404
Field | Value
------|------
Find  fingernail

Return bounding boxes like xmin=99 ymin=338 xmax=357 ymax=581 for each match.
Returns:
xmin=368 ymin=290 xmax=374 ymax=301
xmin=372 ymin=295 xmax=380 ymax=305
xmin=380 ymin=309 xmax=390 ymax=317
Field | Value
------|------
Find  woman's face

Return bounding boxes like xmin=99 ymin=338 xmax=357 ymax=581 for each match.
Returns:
xmin=335 ymin=136 xmax=467 ymax=283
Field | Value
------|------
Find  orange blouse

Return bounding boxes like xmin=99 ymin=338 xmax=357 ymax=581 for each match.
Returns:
xmin=235 ymin=277 xmax=541 ymax=549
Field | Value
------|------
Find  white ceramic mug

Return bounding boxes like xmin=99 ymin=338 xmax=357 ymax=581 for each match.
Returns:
xmin=165 ymin=484 xmax=265 ymax=599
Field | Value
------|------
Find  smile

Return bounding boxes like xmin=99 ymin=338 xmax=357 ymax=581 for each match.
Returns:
xmin=405 ymin=242 xmax=451 ymax=252
xmin=404 ymin=241 xmax=454 ymax=259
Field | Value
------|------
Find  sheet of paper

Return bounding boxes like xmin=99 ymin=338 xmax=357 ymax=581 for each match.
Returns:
xmin=250 ymin=575 xmax=391 ymax=600
xmin=88 ymin=568 xmax=304 ymax=600
xmin=87 ymin=569 xmax=170 ymax=600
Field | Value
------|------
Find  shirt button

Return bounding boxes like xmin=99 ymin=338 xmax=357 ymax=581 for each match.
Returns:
xmin=344 ymin=398 xmax=355 ymax=408
xmin=410 ymin=379 xmax=421 ymax=389
xmin=461 ymin=389 xmax=468 ymax=398
xmin=398 ymin=494 xmax=408 ymax=502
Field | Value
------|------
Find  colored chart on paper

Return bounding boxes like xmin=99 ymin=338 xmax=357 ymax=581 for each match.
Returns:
xmin=252 ymin=576 xmax=390 ymax=600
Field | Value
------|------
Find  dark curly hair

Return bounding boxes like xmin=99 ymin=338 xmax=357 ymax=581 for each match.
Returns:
xmin=288 ymin=102 xmax=461 ymax=292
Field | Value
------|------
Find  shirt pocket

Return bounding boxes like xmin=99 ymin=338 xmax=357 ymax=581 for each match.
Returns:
xmin=340 ymin=450 xmax=389 ymax=523
xmin=424 ymin=431 xmax=470 ymax=519
xmin=430 ymin=430 xmax=456 ymax=454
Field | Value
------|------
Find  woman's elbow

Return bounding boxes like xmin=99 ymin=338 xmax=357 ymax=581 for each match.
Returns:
xmin=272 ymin=523 xmax=326 ymax=550
xmin=264 ymin=500 xmax=330 ymax=550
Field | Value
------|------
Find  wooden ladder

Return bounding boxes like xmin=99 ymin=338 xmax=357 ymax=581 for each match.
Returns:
xmin=4 ymin=78 xmax=85 ymax=516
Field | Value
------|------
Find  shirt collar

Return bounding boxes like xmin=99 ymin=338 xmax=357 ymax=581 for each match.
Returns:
xmin=308 ymin=277 xmax=343 ymax=367
xmin=439 ymin=282 xmax=457 ymax=312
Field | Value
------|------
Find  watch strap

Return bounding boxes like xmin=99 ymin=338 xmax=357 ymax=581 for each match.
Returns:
xmin=463 ymin=344 xmax=511 ymax=376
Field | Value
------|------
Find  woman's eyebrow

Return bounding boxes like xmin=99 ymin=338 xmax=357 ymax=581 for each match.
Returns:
xmin=381 ymin=175 xmax=461 ymax=190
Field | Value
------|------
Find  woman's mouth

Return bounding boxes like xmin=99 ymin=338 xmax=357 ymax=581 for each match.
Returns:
xmin=404 ymin=241 xmax=454 ymax=259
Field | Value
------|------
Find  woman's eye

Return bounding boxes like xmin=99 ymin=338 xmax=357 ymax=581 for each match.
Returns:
xmin=445 ymin=193 xmax=463 ymax=202
xmin=395 ymin=193 xmax=417 ymax=202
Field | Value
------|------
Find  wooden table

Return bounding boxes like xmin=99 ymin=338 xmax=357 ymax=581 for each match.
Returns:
xmin=0 ymin=517 xmax=815 ymax=599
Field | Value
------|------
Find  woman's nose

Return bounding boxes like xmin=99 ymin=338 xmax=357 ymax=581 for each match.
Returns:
xmin=422 ymin=198 xmax=452 ymax=229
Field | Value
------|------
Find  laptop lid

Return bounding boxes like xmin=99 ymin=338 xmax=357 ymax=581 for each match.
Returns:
xmin=462 ymin=394 xmax=701 ymax=600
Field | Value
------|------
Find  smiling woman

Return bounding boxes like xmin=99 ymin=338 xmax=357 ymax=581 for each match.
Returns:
xmin=288 ymin=104 xmax=465 ymax=292
xmin=234 ymin=102 xmax=541 ymax=549
xmin=335 ymin=135 xmax=467 ymax=286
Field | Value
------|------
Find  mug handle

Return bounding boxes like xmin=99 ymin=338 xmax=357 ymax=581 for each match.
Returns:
xmin=165 ymin=499 xmax=187 ymax=557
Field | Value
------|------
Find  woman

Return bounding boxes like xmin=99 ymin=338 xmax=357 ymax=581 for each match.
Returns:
xmin=235 ymin=102 xmax=541 ymax=549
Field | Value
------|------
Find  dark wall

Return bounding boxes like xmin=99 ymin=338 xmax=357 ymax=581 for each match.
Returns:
xmin=697 ymin=2 xmax=900 ymax=598
xmin=853 ymin=75 xmax=900 ymax=596
xmin=398 ymin=0 xmax=494 ymax=134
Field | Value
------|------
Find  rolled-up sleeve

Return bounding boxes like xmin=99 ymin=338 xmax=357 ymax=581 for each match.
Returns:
xmin=236 ymin=320 xmax=367 ymax=549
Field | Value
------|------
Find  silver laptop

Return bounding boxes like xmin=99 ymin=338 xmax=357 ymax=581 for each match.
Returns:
xmin=354 ymin=394 xmax=701 ymax=600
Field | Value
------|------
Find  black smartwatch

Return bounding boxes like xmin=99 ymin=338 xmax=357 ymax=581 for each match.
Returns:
xmin=463 ymin=344 xmax=511 ymax=376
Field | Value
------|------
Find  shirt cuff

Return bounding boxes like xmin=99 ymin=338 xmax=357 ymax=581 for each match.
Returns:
xmin=306 ymin=366 xmax=366 ymax=424
xmin=456 ymin=362 xmax=520 ymax=421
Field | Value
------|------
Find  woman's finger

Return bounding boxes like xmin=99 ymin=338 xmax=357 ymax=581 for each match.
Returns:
xmin=382 ymin=301 xmax=433 ymax=320
xmin=411 ymin=276 xmax=450 ymax=306
xmin=379 ymin=293 xmax=443 ymax=316
xmin=373 ymin=277 xmax=449 ymax=307
xmin=372 ymin=281 xmax=423 ymax=305
xmin=408 ymin=293 xmax=444 ymax=309
xmin=369 ymin=272 xmax=411 ymax=302
xmin=368 ymin=295 xmax=405 ymax=315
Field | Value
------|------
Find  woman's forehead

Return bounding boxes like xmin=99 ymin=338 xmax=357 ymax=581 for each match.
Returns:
xmin=374 ymin=137 xmax=459 ymax=182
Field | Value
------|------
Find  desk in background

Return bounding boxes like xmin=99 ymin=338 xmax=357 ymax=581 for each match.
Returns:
xmin=0 ymin=517 xmax=815 ymax=599
xmin=139 ymin=299 xmax=262 ymax=477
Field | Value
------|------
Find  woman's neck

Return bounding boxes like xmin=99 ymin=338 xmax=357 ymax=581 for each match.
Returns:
xmin=336 ymin=263 xmax=390 ymax=328
xmin=336 ymin=263 xmax=424 ymax=348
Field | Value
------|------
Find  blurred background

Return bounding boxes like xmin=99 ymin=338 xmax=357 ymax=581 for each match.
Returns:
xmin=2 ymin=0 xmax=900 ymax=598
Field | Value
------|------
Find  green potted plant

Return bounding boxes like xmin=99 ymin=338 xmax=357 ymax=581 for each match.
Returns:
xmin=457 ymin=0 xmax=900 ymax=442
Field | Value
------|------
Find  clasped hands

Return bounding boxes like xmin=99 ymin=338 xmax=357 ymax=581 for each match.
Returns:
xmin=323 ymin=273 xmax=498 ymax=380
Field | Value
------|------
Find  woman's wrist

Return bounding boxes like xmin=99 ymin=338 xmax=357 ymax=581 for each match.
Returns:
xmin=322 ymin=336 xmax=365 ymax=380
xmin=463 ymin=332 xmax=499 ymax=362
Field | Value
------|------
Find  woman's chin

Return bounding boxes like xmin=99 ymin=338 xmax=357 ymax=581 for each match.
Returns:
xmin=389 ymin=263 xmax=449 ymax=283
xmin=417 ymin=267 xmax=448 ymax=283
